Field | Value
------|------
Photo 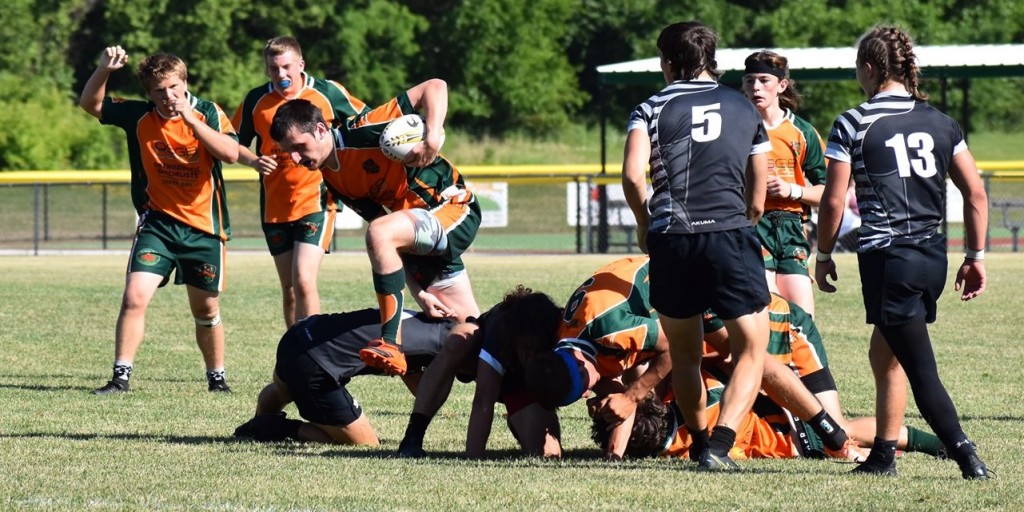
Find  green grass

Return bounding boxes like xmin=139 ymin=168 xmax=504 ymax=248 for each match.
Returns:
xmin=1 ymin=253 xmax=1022 ymax=510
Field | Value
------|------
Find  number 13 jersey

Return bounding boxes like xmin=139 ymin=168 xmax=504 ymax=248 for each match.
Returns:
xmin=826 ymin=92 xmax=966 ymax=251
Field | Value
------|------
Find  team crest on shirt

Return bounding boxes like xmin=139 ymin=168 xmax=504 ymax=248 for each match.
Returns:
xmin=790 ymin=141 xmax=802 ymax=157
xmin=302 ymin=222 xmax=319 ymax=237
xmin=363 ymin=159 xmax=381 ymax=174
xmin=136 ymin=249 xmax=161 ymax=266
xmin=197 ymin=263 xmax=218 ymax=283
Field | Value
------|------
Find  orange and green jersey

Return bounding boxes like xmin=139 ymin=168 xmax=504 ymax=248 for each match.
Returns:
xmin=703 ymin=292 xmax=829 ymax=375
xmin=557 ymin=256 xmax=659 ymax=378
xmin=661 ymin=373 xmax=797 ymax=459
xmin=233 ymin=74 xmax=368 ymax=223
xmin=100 ymin=93 xmax=235 ymax=240
xmin=320 ymin=92 xmax=473 ymax=222
xmin=763 ymin=109 xmax=826 ymax=214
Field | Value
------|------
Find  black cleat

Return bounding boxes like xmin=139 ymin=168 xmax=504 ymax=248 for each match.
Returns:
xmin=851 ymin=460 xmax=898 ymax=476
xmin=696 ymin=449 xmax=740 ymax=471
xmin=208 ymin=376 xmax=231 ymax=393
xmin=92 ymin=379 xmax=130 ymax=395
xmin=959 ymin=453 xmax=991 ymax=480
xmin=397 ymin=438 xmax=427 ymax=458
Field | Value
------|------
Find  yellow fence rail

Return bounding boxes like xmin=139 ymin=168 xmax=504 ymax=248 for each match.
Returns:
xmin=1 ymin=161 xmax=1022 ymax=185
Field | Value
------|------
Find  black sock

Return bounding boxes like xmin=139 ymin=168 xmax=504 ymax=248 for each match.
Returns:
xmin=402 ymin=413 xmax=431 ymax=445
xmin=863 ymin=437 xmax=898 ymax=468
xmin=809 ymin=409 xmax=848 ymax=451
xmin=687 ymin=427 xmax=710 ymax=462
xmin=709 ymin=426 xmax=737 ymax=457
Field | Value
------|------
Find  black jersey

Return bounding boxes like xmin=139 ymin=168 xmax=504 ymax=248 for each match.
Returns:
xmin=277 ymin=309 xmax=454 ymax=380
xmin=825 ymin=92 xmax=967 ymax=251
xmin=628 ymin=80 xmax=771 ymax=234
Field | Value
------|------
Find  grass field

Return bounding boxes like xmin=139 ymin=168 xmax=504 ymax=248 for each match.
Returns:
xmin=1 ymin=253 xmax=1021 ymax=511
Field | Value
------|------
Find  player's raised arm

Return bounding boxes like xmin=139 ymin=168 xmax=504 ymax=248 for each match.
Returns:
xmin=80 ymin=45 xmax=128 ymax=120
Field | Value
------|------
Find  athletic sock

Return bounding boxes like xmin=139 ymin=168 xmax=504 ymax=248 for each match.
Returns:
xmin=809 ymin=409 xmax=848 ymax=451
xmin=862 ymin=437 xmax=898 ymax=468
xmin=112 ymin=361 xmax=133 ymax=382
xmin=709 ymin=426 xmax=737 ymax=457
xmin=373 ymin=269 xmax=406 ymax=345
xmin=687 ymin=427 xmax=710 ymax=462
xmin=402 ymin=413 xmax=432 ymax=445
xmin=905 ymin=426 xmax=943 ymax=456
xmin=206 ymin=368 xmax=226 ymax=382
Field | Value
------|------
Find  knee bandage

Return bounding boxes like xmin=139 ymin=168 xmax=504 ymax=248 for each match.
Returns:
xmin=195 ymin=314 xmax=222 ymax=328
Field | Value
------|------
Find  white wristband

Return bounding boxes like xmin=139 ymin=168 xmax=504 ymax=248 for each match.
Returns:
xmin=789 ymin=184 xmax=803 ymax=201
xmin=816 ymin=251 xmax=832 ymax=262
xmin=965 ymin=249 xmax=985 ymax=261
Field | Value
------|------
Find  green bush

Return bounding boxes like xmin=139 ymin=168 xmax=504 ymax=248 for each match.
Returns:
xmin=0 ymin=74 xmax=125 ymax=170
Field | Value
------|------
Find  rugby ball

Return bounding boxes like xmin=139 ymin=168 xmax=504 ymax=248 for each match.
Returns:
xmin=379 ymin=114 xmax=444 ymax=162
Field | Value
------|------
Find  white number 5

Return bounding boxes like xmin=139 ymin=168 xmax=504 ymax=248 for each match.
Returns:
xmin=691 ymin=103 xmax=722 ymax=142
xmin=885 ymin=132 xmax=937 ymax=178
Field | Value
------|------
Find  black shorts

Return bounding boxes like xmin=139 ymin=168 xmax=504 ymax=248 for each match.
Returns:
xmin=275 ymin=351 xmax=362 ymax=427
xmin=858 ymin=235 xmax=947 ymax=326
xmin=647 ymin=228 xmax=770 ymax=320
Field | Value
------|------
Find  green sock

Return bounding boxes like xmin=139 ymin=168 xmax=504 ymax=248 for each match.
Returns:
xmin=373 ymin=269 xmax=406 ymax=344
xmin=905 ymin=426 xmax=943 ymax=456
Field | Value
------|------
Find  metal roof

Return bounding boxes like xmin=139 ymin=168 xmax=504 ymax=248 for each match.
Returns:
xmin=597 ymin=45 xmax=1024 ymax=84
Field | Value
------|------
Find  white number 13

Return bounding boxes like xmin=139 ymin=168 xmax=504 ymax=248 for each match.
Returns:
xmin=885 ymin=132 xmax=937 ymax=178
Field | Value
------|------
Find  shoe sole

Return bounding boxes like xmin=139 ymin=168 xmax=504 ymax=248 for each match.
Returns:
xmin=359 ymin=348 xmax=407 ymax=376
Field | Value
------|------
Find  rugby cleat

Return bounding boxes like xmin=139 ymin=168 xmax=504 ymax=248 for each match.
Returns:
xmin=958 ymin=453 xmax=992 ymax=480
xmin=92 ymin=379 xmax=130 ymax=395
xmin=208 ymin=375 xmax=232 ymax=393
xmin=397 ymin=438 xmax=427 ymax=459
xmin=359 ymin=339 xmax=407 ymax=376
xmin=824 ymin=439 xmax=868 ymax=463
xmin=695 ymin=448 xmax=740 ymax=471
xmin=851 ymin=460 xmax=898 ymax=476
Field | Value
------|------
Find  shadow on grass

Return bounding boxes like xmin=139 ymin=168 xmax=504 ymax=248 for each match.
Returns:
xmin=0 ymin=432 xmax=233 ymax=445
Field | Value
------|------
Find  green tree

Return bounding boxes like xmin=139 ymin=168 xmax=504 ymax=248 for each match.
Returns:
xmin=438 ymin=0 xmax=584 ymax=133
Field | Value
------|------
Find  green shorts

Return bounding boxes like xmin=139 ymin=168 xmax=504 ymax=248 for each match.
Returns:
xmin=757 ymin=211 xmax=811 ymax=276
xmin=263 ymin=211 xmax=335 ymax=256
xmin=130 ymin=211 xmax=226 ymax=292
xmin=402 ymin=200 xmax=481 ymax=289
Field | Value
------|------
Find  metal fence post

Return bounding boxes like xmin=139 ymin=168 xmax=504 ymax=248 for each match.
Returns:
xmin=574 ymin=176 xmax=582 ymax=254
xmin=33 ymin=184 xmax=41 ymax=256
xmin=983 ymin=173 xmax=991 ymax=251
xmin=585 ymin=176 xmax=594 ymax=253
xmin=43 ymin=184 xmax=50 ymax=241
xmin=102 ymin=184 xmax=109 ymax=250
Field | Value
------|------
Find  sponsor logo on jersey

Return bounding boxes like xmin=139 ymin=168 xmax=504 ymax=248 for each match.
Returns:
xmin=152 ymin=140 xmax=201 ymax=163
xmin=692 ymin=219 xmax=716 ymax=226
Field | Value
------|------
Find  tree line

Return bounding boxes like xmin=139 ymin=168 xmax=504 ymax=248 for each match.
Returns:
xmin=2 ymin=0 xmax=1022 ymax=170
